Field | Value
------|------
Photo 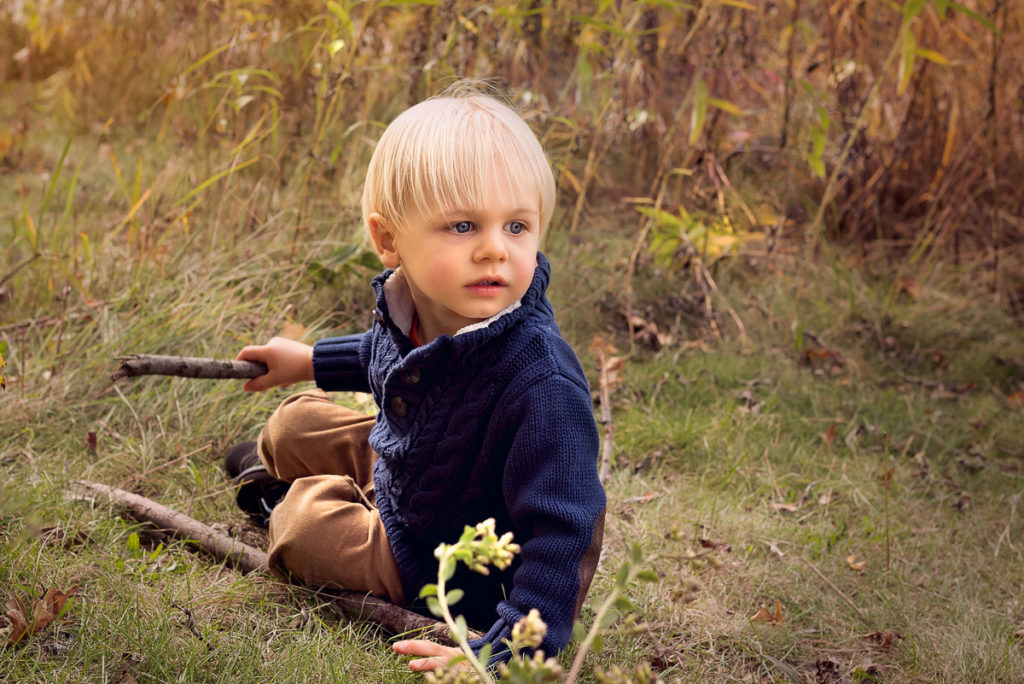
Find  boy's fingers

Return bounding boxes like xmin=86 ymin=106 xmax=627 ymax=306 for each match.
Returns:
xmin=393 ymin=639 xmax=448 ymax=655
xmin=408 ymin=656 xmax=446 ymax=671
xmin=236 ymin=345 xmax=265 ymax=362
xmin=393 ymin=640 xmax=461 ymax=671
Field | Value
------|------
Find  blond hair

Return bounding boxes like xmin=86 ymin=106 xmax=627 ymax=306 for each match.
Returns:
xmin=362 ymin=89 xmax=556 ymax=234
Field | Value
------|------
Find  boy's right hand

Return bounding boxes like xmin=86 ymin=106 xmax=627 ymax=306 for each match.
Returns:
xmin=236 ymin=337 xmax=314 ymax=392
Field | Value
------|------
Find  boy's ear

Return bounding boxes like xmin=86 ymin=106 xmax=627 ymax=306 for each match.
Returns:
xmin=368 ymin=212 xmax=400 ymax=269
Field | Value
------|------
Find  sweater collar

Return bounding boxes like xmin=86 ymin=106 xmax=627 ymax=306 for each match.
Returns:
xmin=370 ymin=252 xmax=552 ymax=353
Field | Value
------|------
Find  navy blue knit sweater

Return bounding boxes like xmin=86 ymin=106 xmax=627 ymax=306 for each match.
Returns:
xmin=311 ymin=252 xmax=606 ymax=661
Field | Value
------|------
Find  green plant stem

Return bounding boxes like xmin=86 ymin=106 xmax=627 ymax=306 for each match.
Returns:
xmin=435 ymin=546 xmax=494 ymax=683
xmin=565 ymin=585 xmax=621 ymax=682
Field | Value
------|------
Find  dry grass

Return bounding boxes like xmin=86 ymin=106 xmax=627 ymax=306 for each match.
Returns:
xmin=3 ymin=1 xmax=1024 ymax=682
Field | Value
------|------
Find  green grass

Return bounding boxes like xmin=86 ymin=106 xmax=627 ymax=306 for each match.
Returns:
xmin=3 ymin=83 xmax=1024 ymax=684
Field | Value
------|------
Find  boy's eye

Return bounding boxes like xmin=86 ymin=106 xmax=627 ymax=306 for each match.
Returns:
xmin=506 ymin=221 xmax=527 ymax=235
xmin=449 ymin=221 xmax=473 ymax=234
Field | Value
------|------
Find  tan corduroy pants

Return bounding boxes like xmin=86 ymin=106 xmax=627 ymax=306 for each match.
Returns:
xmin=257 ymin=389 xmax=405 ymax=603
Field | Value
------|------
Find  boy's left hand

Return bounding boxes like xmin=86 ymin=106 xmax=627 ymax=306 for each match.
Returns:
xmin=392 ymin=639 xmax=462 ymax=671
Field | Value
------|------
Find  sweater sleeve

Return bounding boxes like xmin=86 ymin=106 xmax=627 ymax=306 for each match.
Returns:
xmin=470 ymin=369 xmax=605 ymax=663
xmin=312 ymin=332 xmax=372 ymax=393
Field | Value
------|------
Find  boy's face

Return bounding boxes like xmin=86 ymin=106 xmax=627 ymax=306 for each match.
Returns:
xmin=369 ymin=168 xmax=542 ymax=342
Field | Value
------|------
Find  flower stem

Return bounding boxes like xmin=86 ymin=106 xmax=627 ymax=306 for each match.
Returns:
xmin=436 ymin=546 xmax=494 ymax=683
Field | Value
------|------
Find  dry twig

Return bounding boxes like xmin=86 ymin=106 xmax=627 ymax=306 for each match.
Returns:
xmin=596 ymin=348 xmax=615 ymax=483
xmin=799 ymin=556 xmax=866 ymax=619
xmin=112 ymin=354 xmax=267 ymax=381
xmin=72 ymin=480 xmax=463 ymax=642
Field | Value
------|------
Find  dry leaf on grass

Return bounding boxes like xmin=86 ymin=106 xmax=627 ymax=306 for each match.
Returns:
xmin=278 ymin=320 xmax=308 ymax=340
xmin=2 ymin=586 xmax=77 ymax=647
xmin=768 ymin=501 xmax=800 ymax=513
xmin=698 ymin=537 xmax=731 ymax=551
xmin=846 ymin=553 xmax=866 ymax=572
xmin=862 ymin=630 xmax=902 ymax=649
xmin=623 ymin=311 xmax=674 ymax=350
xmin=622 ymin=492 xmax=660 ymax=504
xmin=813 ymin=657 xmax=844 ymax=684
xmin=588 ymin=335 xmax=625 ymax=392
xmin=751 ymin=600 xmax=783 ymax=625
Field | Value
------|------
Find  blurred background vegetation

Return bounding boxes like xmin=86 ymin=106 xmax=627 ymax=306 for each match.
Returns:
xmin=2 ymin=0 xmax=1022 ymax=312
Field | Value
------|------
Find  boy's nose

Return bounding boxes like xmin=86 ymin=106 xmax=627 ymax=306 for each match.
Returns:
xmin=474 ymin=228 xmax=508 ymax=262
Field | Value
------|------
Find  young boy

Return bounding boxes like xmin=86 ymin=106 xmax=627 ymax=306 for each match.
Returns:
xmin=228 ymin=88 xmax=606 ymax=670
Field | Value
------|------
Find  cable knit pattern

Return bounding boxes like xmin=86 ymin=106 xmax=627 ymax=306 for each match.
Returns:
xmin=311 ymin=252 xmax=605 ymax=662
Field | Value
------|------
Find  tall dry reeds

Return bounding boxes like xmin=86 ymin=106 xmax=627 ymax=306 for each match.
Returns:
xmin=2 ymin=0 xmax=1021 ymax=307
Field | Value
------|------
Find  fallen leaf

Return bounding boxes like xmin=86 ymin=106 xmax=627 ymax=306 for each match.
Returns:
xmin=813 ymin=658 xmax=843 ymax=684
xmin=589 ymin=335 xmax=625 ymax=391
xmin=863 ymin=630 xmax=902 ymax=649
xmin=278 ymin=320 xmax=307 ymax=341
xmin=85 ymin=430 xmax=97 ymax=452
xmin=802 ymin=347 xmax=844 ymax=374
xmin=698 ymin=538 xmax=731 ymax=551
xmin=751 ymin=600 xmax=783 ymax=625
xmin=622 ymin=492 xmax=659 ymax=504
xmin=767 ymin=541 xmax=785 ymax=558
xmin=820 ymin=423 xmax=836 ymax=446
xmin=2 ymin=595 xmax=28 ymax=646
xmin=768 ymin=502 xmax=800 ymax=513
xmin=3 ymin=586 xmax=77 ymax=647
xmin=588 ymin=334 xmax=617 ymax=358
xmin=846 ymin=553 xmax=866 ymax=572
xmin=623 ymin=312 xmax=674 ymax=350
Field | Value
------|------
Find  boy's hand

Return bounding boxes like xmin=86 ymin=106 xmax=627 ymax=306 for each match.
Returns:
xmin=236 ymin=337 xmax=314 ymax=392
xmin=392 ymin=640 xmax=462 ymax=671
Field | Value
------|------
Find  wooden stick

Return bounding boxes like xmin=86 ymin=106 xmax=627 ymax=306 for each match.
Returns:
xmin=72 ymin=480 xmax=464 ymax=641
xmin=596 ymin=348 xmax=614 ymax=483
xmin=112 ymin=354 xmax=267 ymax=381
xmin=799 ymin=556 xmax=866 ymax=619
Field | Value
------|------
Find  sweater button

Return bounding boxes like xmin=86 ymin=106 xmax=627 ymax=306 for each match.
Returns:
xmin=390 ymin=396 xmax=408 ymax=417
xmin=399 ymin=368 xmax=421 ymax=385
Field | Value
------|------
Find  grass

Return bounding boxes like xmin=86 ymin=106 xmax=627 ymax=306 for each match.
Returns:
xmin=2 ymin=3 xmax=1024 ymax=677
xmin=3 ymin=156 xmax=1023 ymax=681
